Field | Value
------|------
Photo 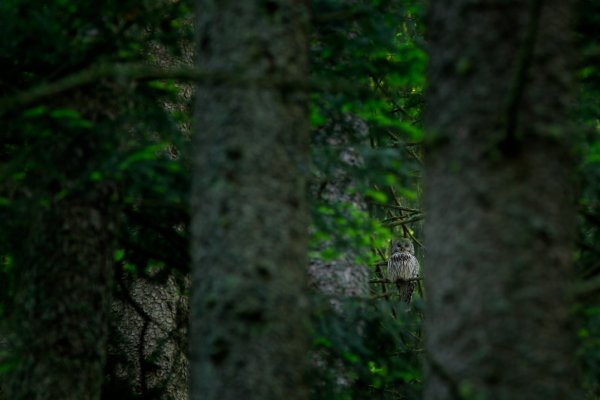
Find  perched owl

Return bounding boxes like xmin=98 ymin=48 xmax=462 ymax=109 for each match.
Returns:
xmin=387 ymin=239 xmax=420 ymax=303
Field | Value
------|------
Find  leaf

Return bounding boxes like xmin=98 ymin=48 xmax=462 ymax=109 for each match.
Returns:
xmin=313 ymin=337 xmax=332 ymax=347
xmin=366 ymin=189 xmax=388 ymax=203
xmin=118 ymin=144 xmax=164 ymax=170
xmin=148 ymin=79 xmax=178 ymax=93
xmin=396 ymin=187 xmax=417 ymax=202
xmin=89 ymin=171 xmax=103 ymax=182
xmin=310 ymin=104 xmax=327 ymax=127
xmin=50 ymin=108 xmax=82 ymax=119
xmin=342 ymin=352 xmax=360 ymax=363
xmin=368 ymin=361 xmax=386 ymax=375
xmin=123 ymin=263 xmax=137 ymax=273
xmin=114 ymin=249 xmax=125 ymax=262
xmin=49 ymin=108 xmax=93 ymax=128
xmin=23 ymin=105 xmax=47 ymax=118
xmin=1 ymin=255 xmax=14 ymax=272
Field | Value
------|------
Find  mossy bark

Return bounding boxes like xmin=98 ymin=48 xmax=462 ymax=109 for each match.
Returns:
xmin=4 ymin=198 xmax=115 ymax=400
xmin=423 ymin=1 xmax=580 ymax=399
xmin=190 ymin=1 xmax=310 ymax=400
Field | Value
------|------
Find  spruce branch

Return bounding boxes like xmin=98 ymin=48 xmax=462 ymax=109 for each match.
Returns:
xmin=0 ymin=63 xmax=368 ymax=113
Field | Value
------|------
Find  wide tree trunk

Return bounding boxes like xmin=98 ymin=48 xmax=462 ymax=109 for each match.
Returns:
xmin=4 ymin=197 xmax=115 ymax=400
xmin=424 ymin=1 xmax=580 ymax=399
xmin=190 ymin=2 xmax=310 ymax=400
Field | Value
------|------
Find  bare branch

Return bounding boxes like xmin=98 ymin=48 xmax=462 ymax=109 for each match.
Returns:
xmin=385 ymin=215 xmax=424 ymax=227
xmin=0 ymin=63 xmax=369 ymax=113
xmin=369 ymin=278 xmax=423 ymax=284
xmin=368 ymin=202 xmax=422 ymax=214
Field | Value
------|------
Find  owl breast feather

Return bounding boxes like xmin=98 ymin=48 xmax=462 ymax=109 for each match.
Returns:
xmin=388 ymin=252 xmax=419 ymax=281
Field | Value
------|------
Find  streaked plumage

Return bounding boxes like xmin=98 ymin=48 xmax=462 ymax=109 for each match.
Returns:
xmin=387 ymin=239 xmax=420 ymax=303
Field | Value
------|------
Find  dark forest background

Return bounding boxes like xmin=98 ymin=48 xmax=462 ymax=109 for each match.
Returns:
xmin=0 ymin=1 xmax=599 ymax=399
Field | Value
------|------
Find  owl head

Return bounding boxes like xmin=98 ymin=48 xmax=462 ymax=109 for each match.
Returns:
xmin=391 ymin=238 xmax=415 ymax=255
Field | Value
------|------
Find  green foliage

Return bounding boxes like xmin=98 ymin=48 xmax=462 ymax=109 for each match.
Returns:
xmin=310 ymin=202 xmax=391 ymax=264
xmin=309 ymin=298 xmax=423 ymax=400
xmin=0 ymin=1 xmax=193 ymax=390
xmin=575 ymin=1 xmax=600 ymax=398
xmin=309 ymin=0 xmax=425 ymax=267
xmin=13 ymin=0 xmax=600 ymax=399
xmin=307 ymin=2 xmax=426 ymax=399
xmin=0 ymin=3 xmax=429 ymax=397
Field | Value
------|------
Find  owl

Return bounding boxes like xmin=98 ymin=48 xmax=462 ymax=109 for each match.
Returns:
xmin=387 ymin=239 xmax=420 ymax=303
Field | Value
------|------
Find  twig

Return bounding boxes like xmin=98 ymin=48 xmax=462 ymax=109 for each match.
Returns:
xmin=374 ymin=247 xmax=390 ymax=297
xmin=371 ymin=291 xmax=396 ymax=299
xmin=385 ymin=215 xmax=424 ymax=227
xmin=371 ymin=75 xmax=412 ymax=123
xmin=369 ymin=279 xmax=390 ymax=284
xmin=573 ymin=275 xmax=600 ymax=296
xmin=372 ymin=245 xmax=396 ymax=318
xmin=370 ymin=261 xmax=388 ymax=267
xmin=407 ymin=230 xmax=424 ymax=249
xmin=405 ymin=146 xmax=423 ymax=166
xmin=388 ymin=186 xmax=412 ymax=238
xmin=313 ymin=8 xmax=368 ymax=24
xmin=0 ymin=63 xmax=370 ymax=113
xmin=369 ymin=278 xmax=422 ymax=284
xmin=382 ymin=214 xmax=424 ymax=224
xmin=369 ymin=202 xmax=421 ymax=214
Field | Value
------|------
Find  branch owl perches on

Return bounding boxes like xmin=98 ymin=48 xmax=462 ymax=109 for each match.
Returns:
xmin=387 ymin=239 xmax=420 ymax=303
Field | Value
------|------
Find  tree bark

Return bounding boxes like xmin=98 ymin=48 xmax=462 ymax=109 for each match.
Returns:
xmin=4 ymin=197 xmax=115 ymax=400
xmin=424 ymin=1 xmax=580 ymax=399
xmin=104 ymin=274 xmax=189 ymax=400
xmin=102 ymin=14 xmax=193 ymax=400
xmin=309 ymin=119 xmax=370 ymax=308
xmin=190 ymin=1 xmax=310 ymax=400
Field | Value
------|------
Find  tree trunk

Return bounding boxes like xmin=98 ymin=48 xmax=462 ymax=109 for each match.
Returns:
xmin=4 ymin=197 xmax=115 ymax=400
xmin=104 ymin=274 xmax=189 ymax=400
xmin=424 ymin=1 xmax=580 ymax=399
xmin=190 ymin=2 xmax=310 ymax=400
xmin=308 ymin=119 xmax=370 ymax=308
xmin=102 ymin=17 xmax=193 ymax=400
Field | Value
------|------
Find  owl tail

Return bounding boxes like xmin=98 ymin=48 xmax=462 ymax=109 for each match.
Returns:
xmin=396 ymin=280 xmax=416 ymax=304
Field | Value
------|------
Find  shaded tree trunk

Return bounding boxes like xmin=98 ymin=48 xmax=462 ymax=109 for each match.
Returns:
xmin=424 ymin=1 xmax=580 ymax=399
xmin=104 ymin=274 xmax=189 ymax=400
xmin=309 ymin=119 xmax=371 ymax=308
xmin=4 ymin=197 xmax=115 ymax=400
xmin=102 ymin=16 xmax=193 ymax=400
xmin=190 ymin=1 xmax=310 ymax=400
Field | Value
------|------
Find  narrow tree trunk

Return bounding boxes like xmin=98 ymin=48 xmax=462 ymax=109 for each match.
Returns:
xmin=424 ymin=1 xmax=580 ymax=399
xmin=104 ymin=274 xmax=189 ymax=400
xmin=102 ymin=19 xmax=193 ymax=400
xmin=190 ymin=2 xmax=310 ymax=400
xmin=4 ymin=197 xmax=115 ymax=400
